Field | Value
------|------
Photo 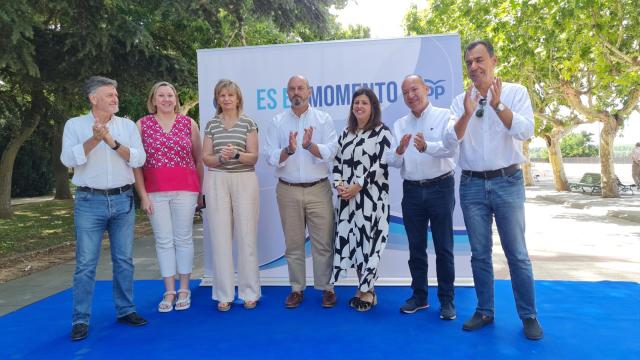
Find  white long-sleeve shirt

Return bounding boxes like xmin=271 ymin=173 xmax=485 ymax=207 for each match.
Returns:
xmin=387 ymin=103 xmax=458 ymax=180
xmin=447 ymin=82 xmax=534 ymax=171
xmin=60 ymin=112 xmax=146 ymax=189
xmin=264 ymin=107 xmax=338 ymax=183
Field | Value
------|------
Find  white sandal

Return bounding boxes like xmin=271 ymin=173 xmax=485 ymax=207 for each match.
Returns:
xmin=158 ymin=291 xmax=177 ymax=313
xmin=175 ymin=289 xmax=191 ymax=311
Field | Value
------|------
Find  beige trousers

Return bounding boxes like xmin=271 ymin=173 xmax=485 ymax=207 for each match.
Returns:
xmin=204 ymin=171 xmax=260 ymax=302
xmin=276 ymin=179 xmax=334 ymax=292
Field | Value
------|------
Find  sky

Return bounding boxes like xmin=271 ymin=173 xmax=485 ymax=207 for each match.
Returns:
xmin=332 ymin=0 xmax=639 ymax=146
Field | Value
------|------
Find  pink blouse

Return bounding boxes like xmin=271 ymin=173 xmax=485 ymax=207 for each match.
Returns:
xmin=139 ymin=114 xmax=200 ymax=193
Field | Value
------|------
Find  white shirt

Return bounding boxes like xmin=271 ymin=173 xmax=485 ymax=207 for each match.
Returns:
xmin=447 ymin=82 xmax=534 ymax=171
xmin=60 ymin=112 xmax=146 ymax=189
xmin=387 ymin=103 xmax=458 ymax=180
xmin=265 ymin=106 xmax=338 ymax=183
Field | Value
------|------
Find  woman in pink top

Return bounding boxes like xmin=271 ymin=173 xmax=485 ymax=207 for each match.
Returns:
xmin=133 ymin=81 xmax=204 ymax=312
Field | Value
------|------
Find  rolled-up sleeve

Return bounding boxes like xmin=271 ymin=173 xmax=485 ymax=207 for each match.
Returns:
xmin=447 ymin=98 xmax=465 ymax=145
xmin=60 ymin=120 xmax=87 ymax=168
xmin=265 ymin=116 xmax=286 ymax=168
xmin=314 ymin=114 xmax=338 ymax=163
xmin=507 ymin=86 xmax=534 ymax=140
xmin=127 ymin=124 xmax=146 ymax=168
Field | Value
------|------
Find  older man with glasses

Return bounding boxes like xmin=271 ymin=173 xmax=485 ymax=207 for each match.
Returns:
xmin=447 ymin=40 xmax=543 ymax=340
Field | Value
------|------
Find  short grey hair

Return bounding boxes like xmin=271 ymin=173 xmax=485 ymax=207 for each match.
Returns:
xmin=84 ymin=76 xmax=117 ymax=100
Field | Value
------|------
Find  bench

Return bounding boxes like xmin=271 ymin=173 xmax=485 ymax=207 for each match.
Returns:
xmin=616 ymin=176 xmax=634 ymax=195
xmin=569 ymin=173 xmax=602 ymax=194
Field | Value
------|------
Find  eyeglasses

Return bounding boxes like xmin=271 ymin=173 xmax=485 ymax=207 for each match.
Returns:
xmin=476 ymin=98 xmax=487 ymax=118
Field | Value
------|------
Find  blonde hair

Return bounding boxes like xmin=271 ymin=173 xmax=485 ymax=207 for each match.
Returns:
xmin=146 ymin=81 xmax=181 ymax=114
xmin=214 ymin=79 xmax=244 ymax=115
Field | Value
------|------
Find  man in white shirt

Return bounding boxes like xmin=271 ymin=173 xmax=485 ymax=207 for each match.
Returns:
xmin=61 ymin=76 xmax=147 ymax=341
xmin=388 ymin=75 xmax=458 ymax=320
xmin=265 ymin=75 xmax=339 ymax=308
xmin=448 ymin=40 xmax=543 ymax=340
xmin=632 ymin=142 xmax=640 ymax=186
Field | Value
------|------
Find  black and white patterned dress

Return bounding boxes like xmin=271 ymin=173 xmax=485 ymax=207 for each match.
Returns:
xmin=331 ymin=124 xmax=392 ymax=292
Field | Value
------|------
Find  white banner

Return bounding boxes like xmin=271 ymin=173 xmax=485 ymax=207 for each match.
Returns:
xmin=197 ymin=34 xmax=472 ymax=286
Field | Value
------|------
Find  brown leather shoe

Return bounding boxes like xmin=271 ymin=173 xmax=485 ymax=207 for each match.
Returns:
xmin=321 ymin=290 xmax=337 ymax=308
xmin=284 ymin=291 xmax=303 ymax=308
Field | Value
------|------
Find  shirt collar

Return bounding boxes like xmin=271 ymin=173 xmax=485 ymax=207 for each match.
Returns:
xmin=88 ymin=111 xmax=115 ymax=124
xmin=289 ymin=105 xmax=311 ymax=119
xmin=410 ymin=102 xmax=432 ymax=120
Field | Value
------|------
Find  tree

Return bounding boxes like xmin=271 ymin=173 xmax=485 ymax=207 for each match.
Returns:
xmin=0 ymin=0 xmax=361 ymax=218
xmin=560 ymin=132 xmax=599 ymax=158
xmin=405 ymin=0 xmax=640 ymax=197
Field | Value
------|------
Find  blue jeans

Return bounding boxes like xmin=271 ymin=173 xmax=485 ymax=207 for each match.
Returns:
xmin=72 ymin=188 xmax=136 ymax=325
xmin=401 ymin=174 xmax=455 ymax=305
xmin=459 ymin=169 xmax=537 ymax=319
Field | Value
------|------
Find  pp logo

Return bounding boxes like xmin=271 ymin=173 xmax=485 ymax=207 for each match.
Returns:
xmin=425 ymin=79 xmax=446 ymax=100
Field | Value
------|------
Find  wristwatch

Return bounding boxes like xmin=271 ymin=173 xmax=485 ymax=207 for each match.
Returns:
xmin=495 ymin=102 xmax=506 ymax=113
xmin=285 ymin=146 xmax=295 ymax=155
xmin=111 ymin=140 xmax=121 ymax=151
xmin=233 ymin=151 xmax=240 ymax=160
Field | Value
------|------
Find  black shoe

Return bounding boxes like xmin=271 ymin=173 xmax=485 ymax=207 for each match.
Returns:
xmin=71 ymin=323 xmax=88 ymax=341
xmin=439 ymin=301 xmax=456 ymax=320
xmin=523 ymin=317 xmax=544 ymax=340
xmin=400 ymin=297 xmax=429 ymax=314
xmin=117 ymin=312 xmax=148 ymax=326
xmin=462 ymin=311 xmax=494 ymax=331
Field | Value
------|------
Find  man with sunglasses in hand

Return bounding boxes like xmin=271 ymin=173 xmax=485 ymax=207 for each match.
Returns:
xmin=447 ymin=40 xmax=543 ymax=340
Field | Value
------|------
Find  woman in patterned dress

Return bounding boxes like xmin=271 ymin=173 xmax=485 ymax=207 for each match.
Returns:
xmin=133 ymin=81 xmax=204 ymax=312
xmin=331 ymin=87 xmax=392 ymax=311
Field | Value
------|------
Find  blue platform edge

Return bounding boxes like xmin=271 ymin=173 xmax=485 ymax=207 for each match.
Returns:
xmin=1 ymin=280 xmax=639 ymax=359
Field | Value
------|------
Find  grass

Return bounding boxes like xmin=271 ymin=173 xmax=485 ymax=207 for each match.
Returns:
xmin=0 ymin=200 xmax=152 ymax=258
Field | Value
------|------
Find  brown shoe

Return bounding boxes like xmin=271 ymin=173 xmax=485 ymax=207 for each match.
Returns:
xmin=321 ymin=290 xmax=337 ymax=308
xmin=284 ymin=291 xmax=303 ymax=308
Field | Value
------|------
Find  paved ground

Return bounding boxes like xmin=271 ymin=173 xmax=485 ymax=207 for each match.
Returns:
xmin=1 ymin=162 xmax=638 ymax=316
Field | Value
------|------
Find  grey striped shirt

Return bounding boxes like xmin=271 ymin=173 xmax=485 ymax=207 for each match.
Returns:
xmin=204 ymin=114 xmax=258 ymax=173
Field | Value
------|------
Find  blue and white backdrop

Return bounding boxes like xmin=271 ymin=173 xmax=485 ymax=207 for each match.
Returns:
xmin=197 ymin=34 xmax=472 ymax=286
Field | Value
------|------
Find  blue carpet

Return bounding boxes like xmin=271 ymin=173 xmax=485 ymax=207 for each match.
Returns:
xmin=1 ymin=280 xmax=639 ymax=359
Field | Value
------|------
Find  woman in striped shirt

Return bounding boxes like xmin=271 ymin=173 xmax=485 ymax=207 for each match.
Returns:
xmin=202 ymin=79 xmax=260 ymax=311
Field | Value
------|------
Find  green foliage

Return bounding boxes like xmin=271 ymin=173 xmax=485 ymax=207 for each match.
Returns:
xmin=8 ymin=124 xmax=54 ymax=197
xmin=614 ymin=144 xmax=634 ymax=158
xmin=560 ymin=132 xmax=599 ymax=157
xmin=404 ymin=0 xmax=640 ymax=139
xmin=0 ymin=0 xmax=366 ymax=212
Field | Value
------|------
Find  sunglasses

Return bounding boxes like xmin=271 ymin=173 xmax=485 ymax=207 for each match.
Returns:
xmin=476 ymin=98 xmax=487 ymax=118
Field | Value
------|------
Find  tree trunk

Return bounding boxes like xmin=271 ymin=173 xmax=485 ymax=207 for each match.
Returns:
xmin=52 ymin=119 xmax=72 ymax=199
xmin=180 ymin=99 xmax=198 ymax=116
xmin=522 ymin=139 xmax=534 ymax=186
xmin=0 ymin=83 xmax=45 ymax=218
xmin=546 ymin=129 xmax=570 ymax=191
xmin=599 ymin=117 xmax=619 ymax=198
xmin=0 ymin=123 xmax=40 ymax=218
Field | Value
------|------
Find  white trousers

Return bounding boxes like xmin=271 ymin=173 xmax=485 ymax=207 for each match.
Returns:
xmin=148 ymin=191 xmax=198 ymax=278
xmin=204 ymin=171 xmax=261 ymax=302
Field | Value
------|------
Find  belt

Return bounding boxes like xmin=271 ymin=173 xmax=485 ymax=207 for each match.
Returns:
xmin=462 ymin=164 xmax=520 ymax=179
xmin=76 ymin=184 xmax=132 ymax=195
xmin=278 ymin=178 xmax=327 ymax=188
xmin=404 ymin=171 xmax=453 ymax=187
